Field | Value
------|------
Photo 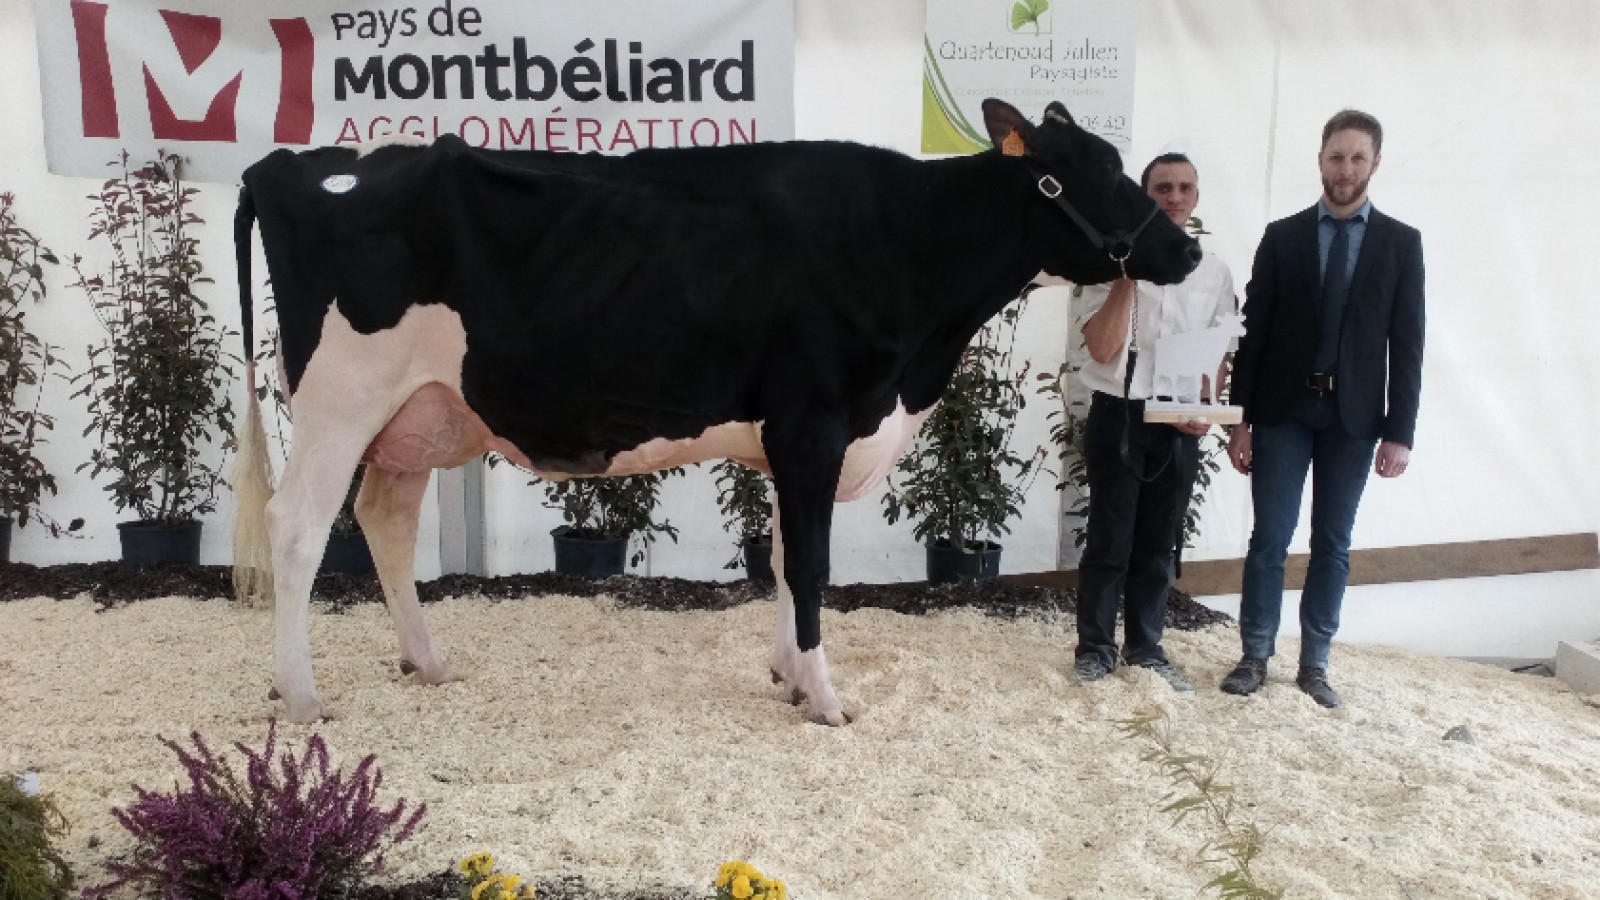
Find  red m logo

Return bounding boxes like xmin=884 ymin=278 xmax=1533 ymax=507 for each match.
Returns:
xmin=70 ymin=2 xmax=314 ymax=144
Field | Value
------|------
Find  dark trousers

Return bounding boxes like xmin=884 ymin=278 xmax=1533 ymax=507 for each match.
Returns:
xmin=1075 ymin=392 xmax=1201 ymax=669
xmin=1239 ymin=415 xmax=1377 ymax=669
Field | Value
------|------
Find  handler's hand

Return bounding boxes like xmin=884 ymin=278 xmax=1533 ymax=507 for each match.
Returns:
xmin=1375 ymin=440 xmax=1410 ymax=478
xmin=1228 ymin=426 xmax=1252 ymax=474
xmin=1175 ymin=419 xmax=1211 ymax=436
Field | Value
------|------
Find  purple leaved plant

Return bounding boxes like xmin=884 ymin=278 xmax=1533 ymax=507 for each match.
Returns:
xmin=86 ymin=720 xmax=425 ymax=899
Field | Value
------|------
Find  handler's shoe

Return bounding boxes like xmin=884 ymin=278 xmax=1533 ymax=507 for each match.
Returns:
xmin=1219 ymin=656 xmax=1268 ymax=696
xmin=1074 ymin=656 xmax=1112 ymax=684
xmin=1134 ymin=659 xmax=1194 ymax=693
xmin=1296 ymin=666 xmax=1342 ymax=708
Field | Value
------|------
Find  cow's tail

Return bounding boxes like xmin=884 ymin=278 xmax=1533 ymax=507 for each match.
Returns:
xmin=232 ymin=186 xmax=275 ymax=607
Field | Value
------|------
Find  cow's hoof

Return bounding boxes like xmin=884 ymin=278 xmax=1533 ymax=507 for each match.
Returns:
xmin=770 ymin=668 xmax=783 ymax=684
xmin=398 ymin=658 xmax=418 ymax=675
xmin=280 ymin=698 xmax=328 ymax=723
xmin=788 ymin=688 xmax=806 ymax=706
xmin=267 ymin=686 xmax=280 ymax=701
xmin=808 ymin=710 xmax=852 ymax=727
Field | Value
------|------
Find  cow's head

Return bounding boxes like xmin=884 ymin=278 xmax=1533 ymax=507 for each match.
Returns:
xmin=983 ymin=99 xmax=1201 ymax=286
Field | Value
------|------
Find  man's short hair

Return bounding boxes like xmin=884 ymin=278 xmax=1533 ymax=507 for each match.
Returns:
xmin=1322 ymin=109 xmax=1383 ymax=156
xmin=1140 ymin=152 xmax=1194 ymax=189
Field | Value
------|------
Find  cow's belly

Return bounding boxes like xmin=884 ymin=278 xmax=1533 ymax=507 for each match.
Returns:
xmin=598 ymin=400 xmax=926 ymax=500
xmin=600 ymin=423 xmax=765 ymax=476
xmin=325 ymin=304 xmax=926 ymax=492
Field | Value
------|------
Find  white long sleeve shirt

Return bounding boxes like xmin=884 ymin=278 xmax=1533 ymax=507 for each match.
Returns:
xmin=1076 ymin=252 xmax=1236 ymax=400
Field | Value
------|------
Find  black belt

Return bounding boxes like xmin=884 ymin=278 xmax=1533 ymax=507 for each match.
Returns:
xmin=1307 ymin=372 xmax=1336 ymax=393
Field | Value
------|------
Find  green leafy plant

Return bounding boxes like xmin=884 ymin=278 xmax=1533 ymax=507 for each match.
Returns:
xmin=539 ymin=469 xmax=685 ymax=566
xmin=883 ymin=299 xmax=1050 ymax=552
xmin=457 ymin=852 xmax=535 ymax=900
xmin=1010 ymin=0 xmax=1050 ymax=35
xmin=1117 ymin=707 xmax=1284 ymax=899
xmin=1036 ymin=350 xmax=1091 ymax=548
xmin=711 ymin=459 xmax=771 ymax=570
xmin=1 ymin=773 xmax=74 ymax=900
xmin=714 ymin=860 xmax=787 ymax=900
xmin=68 ymin=150 xmax=237 ymax=525
xmin=0 ymin=193 xmax=79 ymax=537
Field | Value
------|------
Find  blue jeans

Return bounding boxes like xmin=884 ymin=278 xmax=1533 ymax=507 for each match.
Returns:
xmin=1239 ymin=419 xmax=1376 ymax=669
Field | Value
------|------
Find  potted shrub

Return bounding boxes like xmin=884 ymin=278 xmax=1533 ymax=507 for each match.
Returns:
xmin=69 ymin=151 xmax=236 ymax=564
xmin=883 ymin=299 xmax=1049 ymax=583
xmin=711 ymin=459 xmax=774 ymax=582
xmin=0 ymin=192 xmax=80 ymax=562
xmin=540 ymin=468 xmax=684 ymax=578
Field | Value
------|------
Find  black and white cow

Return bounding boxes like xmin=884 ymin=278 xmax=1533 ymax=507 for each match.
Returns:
xmin=232 ymin=99 xmax=1200 ymax=724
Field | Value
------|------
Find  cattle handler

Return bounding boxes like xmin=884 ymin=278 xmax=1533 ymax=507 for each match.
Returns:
xmin=1072 ymin=151 xmax=1237 ymax=692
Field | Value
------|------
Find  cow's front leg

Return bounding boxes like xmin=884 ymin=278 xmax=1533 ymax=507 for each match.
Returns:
xmin=356 ymin=466 xmax=457 ymax=685
xmin=766 ymin=516 xmax=843 ymax=721
xmin=764 ymin=420 xmax=850 ymax=726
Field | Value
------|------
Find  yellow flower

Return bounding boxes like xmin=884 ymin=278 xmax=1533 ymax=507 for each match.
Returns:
xmin=716 ymin=862 xmax=736 ymax=888
xmin=496 ymin=874 xmax=524 ymax=900
xmin=732 ymin=875 xmax=754 ymax=899
xmin=460 ymin=852 xmax=496 ymax=879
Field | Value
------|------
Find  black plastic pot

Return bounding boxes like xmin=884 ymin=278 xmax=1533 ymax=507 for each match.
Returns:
xmin=118 ymin=519 xmax=202 ymax=565
xmin=925 ymin=539 xmax=1002 ymax=584
xmin=552 ymin=527 xmax=627 ymax=578
xmin=742 ymin=535 xmax=775 ymax=583
xmin=0 ymin=517 xmax=11 ymax=564
xmin=321 ymin=530 xmax=376 ymax=576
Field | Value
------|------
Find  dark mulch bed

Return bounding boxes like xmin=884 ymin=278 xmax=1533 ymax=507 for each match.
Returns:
xmin=0 ymin=561 xmax=1231 ymax=631
xmin=3 ymin=561 xmax=1230 ymax=898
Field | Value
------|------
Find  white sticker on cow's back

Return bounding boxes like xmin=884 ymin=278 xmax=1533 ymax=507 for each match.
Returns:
xmin=321 ymin=174 xmax=359 ymax=194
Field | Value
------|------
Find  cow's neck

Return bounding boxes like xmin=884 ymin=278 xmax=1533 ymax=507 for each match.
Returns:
xmin=916 ymin=152 xmax=1054 ymax=307
xmin=895 ymin=153 xmax=1057 ymax=412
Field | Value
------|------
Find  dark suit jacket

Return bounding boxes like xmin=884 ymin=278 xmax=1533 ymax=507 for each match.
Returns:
xmin=1231 ymin=205 xmax=1425 ymax=446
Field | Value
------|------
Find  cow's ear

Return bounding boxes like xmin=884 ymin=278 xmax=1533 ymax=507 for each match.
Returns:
xmin=1043 ymin=102 xmax=1075 ymax=127
xmin=982 ymin=99 xmax=1037 ymax=155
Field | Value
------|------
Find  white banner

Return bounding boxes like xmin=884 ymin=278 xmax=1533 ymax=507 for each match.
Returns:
xmin=922 ymin=0 xmax=1135 ymax=155
xmin=32 ymin=0 xmax=795 ymax=183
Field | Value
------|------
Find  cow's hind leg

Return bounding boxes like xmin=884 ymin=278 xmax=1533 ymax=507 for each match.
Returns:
xmin=763 ymin=420 xmax=850 ymax=726
xmin=355 ymin=466 xmax=457 ymax=685
xmin=267 ymin=436 xmax=376 ymax=722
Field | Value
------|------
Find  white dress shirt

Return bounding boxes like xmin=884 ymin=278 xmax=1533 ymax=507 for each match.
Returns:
xmin=1076 ymin=252 xmax=1236 ymax=400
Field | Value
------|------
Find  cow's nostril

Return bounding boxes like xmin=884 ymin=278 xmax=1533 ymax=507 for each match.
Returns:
xmin=1186 ymin=242 xmax=1204 ymax=264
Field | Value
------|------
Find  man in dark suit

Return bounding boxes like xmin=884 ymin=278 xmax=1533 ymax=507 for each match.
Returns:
xmin=1220 ymin=109 xmax=1425 ymax=708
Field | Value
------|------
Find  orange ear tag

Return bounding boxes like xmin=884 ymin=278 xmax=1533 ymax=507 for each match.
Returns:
xmin=1001 ymin=129 xmax=1026 ymax=157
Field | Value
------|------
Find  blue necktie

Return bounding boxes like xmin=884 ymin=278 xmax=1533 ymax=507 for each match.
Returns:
xmin=1314 ymin=216 xmax=1351 ymax=373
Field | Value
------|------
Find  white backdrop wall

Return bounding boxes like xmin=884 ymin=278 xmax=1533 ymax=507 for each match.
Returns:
xmin=3 ymin=0 xmax=1598 ymax=587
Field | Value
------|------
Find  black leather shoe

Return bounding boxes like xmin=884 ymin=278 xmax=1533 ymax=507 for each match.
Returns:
xmin=1296 ymin=667 xmax=1342 ymax=708
xmin=1219 ymin=656 xmax=1268 ymax=695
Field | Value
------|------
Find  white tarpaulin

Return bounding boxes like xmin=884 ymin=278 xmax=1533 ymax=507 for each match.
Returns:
xmin=31 ymin=0 xmax=794 ymax=183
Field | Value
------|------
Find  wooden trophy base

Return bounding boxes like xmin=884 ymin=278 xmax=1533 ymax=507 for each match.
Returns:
xmin=1143 ymin=401 xmax=1244 ymax=426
